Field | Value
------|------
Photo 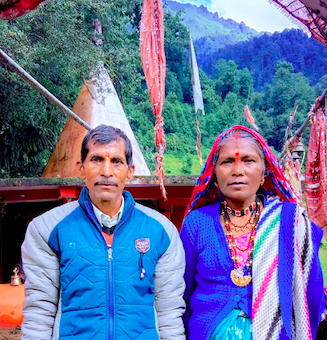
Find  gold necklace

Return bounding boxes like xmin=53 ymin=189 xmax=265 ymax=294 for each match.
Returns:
xmin=221 ymin=197 xmax=260 ymax=287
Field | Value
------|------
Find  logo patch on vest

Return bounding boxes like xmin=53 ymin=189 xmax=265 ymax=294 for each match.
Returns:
xmin=135 ymin=238 xmax=150 ymax=253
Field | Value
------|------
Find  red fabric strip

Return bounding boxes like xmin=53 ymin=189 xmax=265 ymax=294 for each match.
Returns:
xmin=140 ymin=0 xmax=167 ymax=199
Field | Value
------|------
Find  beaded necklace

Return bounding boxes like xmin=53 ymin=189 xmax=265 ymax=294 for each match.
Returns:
xmin=221 ymin=197 xmax=260 ymax=287
xmin=222 ymin=200 xmax=257 ymax=217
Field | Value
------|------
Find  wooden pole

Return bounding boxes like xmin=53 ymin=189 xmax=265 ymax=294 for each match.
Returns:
xmin=0 ymin=48 xmax=92 ymax=131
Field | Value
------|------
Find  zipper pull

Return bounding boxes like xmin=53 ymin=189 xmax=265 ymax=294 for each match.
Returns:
xmin=139 ymin=252 xmax=146 ymax=279
xmin=108 ymin=245 xmax=113 ymax=261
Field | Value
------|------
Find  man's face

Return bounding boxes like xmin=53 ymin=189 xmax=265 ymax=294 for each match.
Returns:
xmin=80 ymin=139 xmax=135 ymax=212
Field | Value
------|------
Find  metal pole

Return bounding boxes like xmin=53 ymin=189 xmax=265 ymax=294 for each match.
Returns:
xmin=0 ymin=48 xmax=91 ymax=131
xmin=294 ymin=85 xmax=327 ymax=139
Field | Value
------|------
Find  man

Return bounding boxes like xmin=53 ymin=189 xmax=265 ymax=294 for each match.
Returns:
xmin=21 ymin=125 xmax=186 ymax=340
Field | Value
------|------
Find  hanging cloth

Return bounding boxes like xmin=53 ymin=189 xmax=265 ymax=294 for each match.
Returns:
xmin=140 ymin=0 xmax=167 ymax=199
xmin=244 ymin=105 xmax=259 ymax=131
xmin=305 ymin=97 xmax=327 ymax=229
xmin=190 ymin=31 xmax=204 ymax=166
xmin=282 ymin=137 xmax=303 ymax=206
xmin=0 ymin=0 xmax=45 ymax=19
xmin=270 ymin=0 xmax=327 ymax=47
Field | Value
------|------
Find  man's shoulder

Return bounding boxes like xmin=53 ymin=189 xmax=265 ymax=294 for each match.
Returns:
xmin=31 ymin=201 xmax=80 ymax=236
xmin=134 ymin=203 xmax=178 ymax=239
xmin=134 ymin=202 xmax=169 ymax=224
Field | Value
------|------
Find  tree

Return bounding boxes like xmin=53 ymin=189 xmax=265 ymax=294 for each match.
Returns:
xmin=214 ymin=59 xmax=238 ymax=100
xmin=0 ymin=0 xmax=143 ymax=177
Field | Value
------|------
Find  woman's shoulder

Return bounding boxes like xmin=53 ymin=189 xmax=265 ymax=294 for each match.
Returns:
xmin=182 ymin=201 xmax=220 ymax=232
xmin=185 ymin=201 xmax=220 ymax=220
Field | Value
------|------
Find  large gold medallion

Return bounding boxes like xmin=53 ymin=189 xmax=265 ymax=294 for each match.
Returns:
xmin=231 ymin=268 xmax=252 ymax=287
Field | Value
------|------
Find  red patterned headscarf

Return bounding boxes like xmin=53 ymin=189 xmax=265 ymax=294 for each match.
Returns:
xmin=184 ymin=125 xmax=296 ymax=219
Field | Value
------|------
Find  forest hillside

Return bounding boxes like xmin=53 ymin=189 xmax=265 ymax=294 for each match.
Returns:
xmin=0 ymin=0 xmax=326 ymax=177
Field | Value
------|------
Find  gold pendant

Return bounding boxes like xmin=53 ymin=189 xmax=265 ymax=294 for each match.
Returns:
xmin=231 ymin=268 xmax=252 ymax=287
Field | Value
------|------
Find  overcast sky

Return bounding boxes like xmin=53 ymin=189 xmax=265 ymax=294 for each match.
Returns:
xmin=176 ymin=0 xmax=303 ymax=33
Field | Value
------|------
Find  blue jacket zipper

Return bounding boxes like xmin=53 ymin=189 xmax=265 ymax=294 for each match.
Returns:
xmin=79 ymin=192 xmax=134 ymax=340
xmin=108 ymin=244 xmax=114 ymax=339
xmin=106 ymin=205 xmax=134 ymax=340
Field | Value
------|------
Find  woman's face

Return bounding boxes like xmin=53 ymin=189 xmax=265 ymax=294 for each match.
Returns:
xmin=215 ymin=137 xmax=264 ymax=207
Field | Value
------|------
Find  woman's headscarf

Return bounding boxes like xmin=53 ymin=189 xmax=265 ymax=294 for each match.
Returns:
xmin=184 ymin=125 xmax=296 ymax=219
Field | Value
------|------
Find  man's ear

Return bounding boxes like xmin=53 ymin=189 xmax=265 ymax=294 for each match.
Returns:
xmin=77 ymin=161 xmax=85 ymax=179
xmin=126 ymin=164 xmax=135 ymax=182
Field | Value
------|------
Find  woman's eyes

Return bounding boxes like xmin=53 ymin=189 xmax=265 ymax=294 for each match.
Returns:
xmin=220 ymin=159 xmax=255 ymax=165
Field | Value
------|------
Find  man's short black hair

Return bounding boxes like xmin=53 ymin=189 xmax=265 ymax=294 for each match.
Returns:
xmin=81 ymin=125 xmax=133 ymax=168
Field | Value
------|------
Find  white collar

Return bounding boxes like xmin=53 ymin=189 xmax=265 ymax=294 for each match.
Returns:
xmin=92 ymin=196 xmax=124 ymax=229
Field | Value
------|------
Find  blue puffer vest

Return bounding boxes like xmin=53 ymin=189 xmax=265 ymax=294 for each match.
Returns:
xmin=48 ymin=187 xmax=171 ymax=340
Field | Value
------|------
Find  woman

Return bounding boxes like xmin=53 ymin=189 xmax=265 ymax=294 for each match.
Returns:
xmin=181 ymin=125 xmax=325 ymax=340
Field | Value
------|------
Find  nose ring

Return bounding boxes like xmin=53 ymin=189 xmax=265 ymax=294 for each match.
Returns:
xmin=241 ymin=171 xmax=246 ymax=176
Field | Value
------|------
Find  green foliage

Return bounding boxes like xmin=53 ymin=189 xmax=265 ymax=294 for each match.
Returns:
xmin=200 ymin=29 xmax=327 ymax=91
xmin=0 ymin=1 xmax=323 ymax=177
xmin=319 ymin=238 xmax=327 ymax=284
xmin=256 ymin=61 xmax=315 ymax=150
xmin=0 ymin=0 xmax=142 ymax=177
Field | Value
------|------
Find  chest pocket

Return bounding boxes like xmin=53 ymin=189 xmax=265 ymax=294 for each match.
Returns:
xmin=113 ymin=238 xmax=158 ymax=305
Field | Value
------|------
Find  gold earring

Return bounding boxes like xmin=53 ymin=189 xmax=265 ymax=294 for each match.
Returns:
xmin=261 ymin=178 xmax=265 ymax=186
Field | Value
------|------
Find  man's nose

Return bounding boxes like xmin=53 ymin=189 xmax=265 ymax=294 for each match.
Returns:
xmin=101 ymin=160 xmax=113 ymax=177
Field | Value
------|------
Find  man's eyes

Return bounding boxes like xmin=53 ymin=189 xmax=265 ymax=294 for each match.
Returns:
xmin=91 ymin=156 xmax=103 ymax=162
xmin=90 ymin=156 xmax=124 ymax=164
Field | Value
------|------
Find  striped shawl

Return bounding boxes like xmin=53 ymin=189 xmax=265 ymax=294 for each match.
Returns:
xmin=252 ymin=198 xmax=324 ymax=340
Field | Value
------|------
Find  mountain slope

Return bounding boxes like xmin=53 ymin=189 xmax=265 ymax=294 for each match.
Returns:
xmin=199 ymin=29 xmax=327 ymax=90
xmin=164 ymin=0 xmax=260 ymax=54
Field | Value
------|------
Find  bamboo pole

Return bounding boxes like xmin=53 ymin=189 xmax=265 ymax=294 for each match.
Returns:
xmin=0 ymin=48 xmax=92 ymax=131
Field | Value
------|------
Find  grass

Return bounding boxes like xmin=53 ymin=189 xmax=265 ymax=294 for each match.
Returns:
xmin=163 ymin=153 xmax=204 ymax=176
xmin=319 ymin=237 xmax=327 ymax=285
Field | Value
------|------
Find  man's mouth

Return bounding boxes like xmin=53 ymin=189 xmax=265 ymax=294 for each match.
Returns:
xmin=95 ymin=181 xmax=118 ymax=187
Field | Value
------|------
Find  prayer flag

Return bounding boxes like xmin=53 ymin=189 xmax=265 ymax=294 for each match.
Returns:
xmin=244 ymin=105 xmax=259 ymax=131
xmin=305 ymin=97 xmax=327 ymax=229
xmin=190 ymin=32 xmax=205 ymax=116
xmin=190 ymin=31 xmax=204 ymax=165
xmin=282 ymin=137 xmax=303 ymax=206
xmin=140 ymin=0 xmax=167 ymax=199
